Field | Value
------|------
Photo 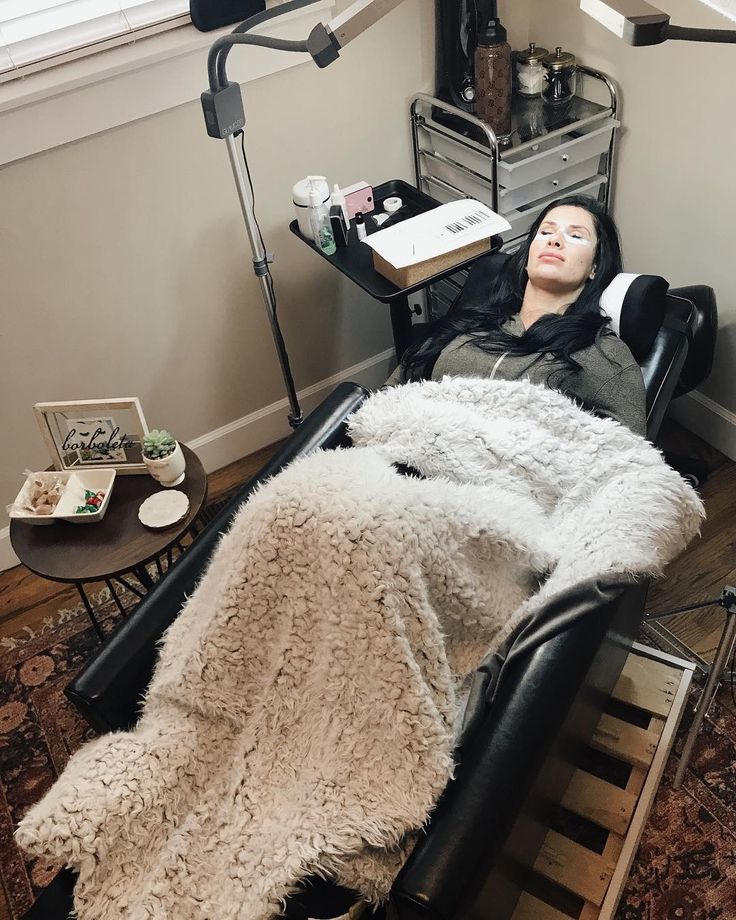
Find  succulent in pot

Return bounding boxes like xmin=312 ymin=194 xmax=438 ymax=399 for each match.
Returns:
xmin=142 ymin=429 xmax=186 ymax=487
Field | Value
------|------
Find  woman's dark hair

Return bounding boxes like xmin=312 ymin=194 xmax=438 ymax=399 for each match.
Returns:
xmin=400 ymin=195 xmax=623 ymax=386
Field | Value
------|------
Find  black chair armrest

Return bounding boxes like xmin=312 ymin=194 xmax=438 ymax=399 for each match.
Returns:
xmin=642 ymin=295 xmax=691 ymax=442
xmin=65 ymin=382 xmax=370 ymax=734
xmin=20 ymin=867 xmax=77 ymax=920
xmin=668 ymin=285 xmax=718 ymax=398
xmin=392 ymin=579 xmax=644 ymax=920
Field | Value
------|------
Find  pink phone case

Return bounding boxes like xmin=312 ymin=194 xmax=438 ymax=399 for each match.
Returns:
xmin=343 ymin=185 xmax=374 ymax=220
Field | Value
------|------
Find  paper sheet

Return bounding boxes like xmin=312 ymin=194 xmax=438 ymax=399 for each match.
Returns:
xmin=362 ymin=200 xmax=511 ymax=268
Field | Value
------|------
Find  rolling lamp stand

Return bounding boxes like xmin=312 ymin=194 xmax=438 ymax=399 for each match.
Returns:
xmin=200 ymin=0 xmax=411 ymax=429
xmin=646 ymin=585 xmax=736 ymax=788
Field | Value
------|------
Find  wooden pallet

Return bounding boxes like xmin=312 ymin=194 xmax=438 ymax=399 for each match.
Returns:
xmin=511 ymin=643 xmax=695 ymax=920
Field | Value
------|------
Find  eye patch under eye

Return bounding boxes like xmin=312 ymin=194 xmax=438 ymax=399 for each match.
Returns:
xmin=535 ymin=228 xmax=593 ymax=247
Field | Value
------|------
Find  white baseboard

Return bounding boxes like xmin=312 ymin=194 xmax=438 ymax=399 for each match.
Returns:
xmin=189 ymin=348 xmax=396 ymax=474
xmin=668 ymin=390 xmax=736 ymax=462
xmin=0 ymin=348 xmax=396 ymax=574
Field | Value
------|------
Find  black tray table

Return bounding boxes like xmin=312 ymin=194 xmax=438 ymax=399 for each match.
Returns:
xmin=289 ymin=179 xmax=502 ymax=358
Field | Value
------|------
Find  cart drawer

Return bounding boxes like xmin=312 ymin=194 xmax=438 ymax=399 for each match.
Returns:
xmin=419 ymin=149 xmax=494 ymax=208
xmin=500 ymin=175 xmax=607 ymax=243
xmin=498 ymin=120 xmax=618 ymax=190
xmin=499 ymin=155 xmax=604 ymax=213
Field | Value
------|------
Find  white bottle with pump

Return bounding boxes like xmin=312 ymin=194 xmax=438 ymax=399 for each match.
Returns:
xmin=293 ymin=175 xmax=329 ymax=240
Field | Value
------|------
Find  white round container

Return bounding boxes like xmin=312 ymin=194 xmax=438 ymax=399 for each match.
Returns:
xmin=292 ymin=176 xmax=330 ymax=240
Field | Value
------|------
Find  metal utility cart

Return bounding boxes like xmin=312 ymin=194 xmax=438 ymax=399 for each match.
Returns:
xmin=410 ymin=65 xmax=619 ymax=319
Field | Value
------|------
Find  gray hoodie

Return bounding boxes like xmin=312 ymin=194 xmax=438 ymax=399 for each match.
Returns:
xmin=385 ymin=314 xmax=647 ymax=437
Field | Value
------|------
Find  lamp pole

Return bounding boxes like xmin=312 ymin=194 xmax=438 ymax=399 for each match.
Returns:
xmin=201 ymin=0 xmax=408 ymax=428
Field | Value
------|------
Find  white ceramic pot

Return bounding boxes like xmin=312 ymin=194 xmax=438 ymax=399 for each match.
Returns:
xmin=143 ymin=441 xmax=186 ymax=488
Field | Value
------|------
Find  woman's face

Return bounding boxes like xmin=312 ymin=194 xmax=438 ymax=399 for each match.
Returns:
xmin=526 ymin=205 xmax=598 ymax=294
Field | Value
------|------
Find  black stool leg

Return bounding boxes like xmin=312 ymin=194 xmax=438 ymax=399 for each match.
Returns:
xmin=664 ymin=451 xmax=709 ymax=488
xmin=105 ymin=579 xmax=128 ymax=618
xmin=390 ymin=295 xmax=414 ymax=361
xmin=132 ymin=566 xmax=155 ymax=592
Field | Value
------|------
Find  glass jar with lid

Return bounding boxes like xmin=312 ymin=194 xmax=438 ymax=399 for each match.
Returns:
xmin=541 ymin=46 xmax=577 ymax=106
xmin=514 ymin=42 xmax=548 ymax=97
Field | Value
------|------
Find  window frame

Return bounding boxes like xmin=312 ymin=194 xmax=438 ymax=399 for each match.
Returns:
xmin=0 ymin=8 xmax=192 ymax=86
xmin=0 ymin=0 xmax=335 ymax=168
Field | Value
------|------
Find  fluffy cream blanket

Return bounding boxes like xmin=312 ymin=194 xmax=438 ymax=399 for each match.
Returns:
xmin=16 ymin=378 xmax=703 ymax=919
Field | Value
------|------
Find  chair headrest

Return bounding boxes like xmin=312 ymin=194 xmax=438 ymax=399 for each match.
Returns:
xmin=600 ymin=273 xmax=669 ymax=363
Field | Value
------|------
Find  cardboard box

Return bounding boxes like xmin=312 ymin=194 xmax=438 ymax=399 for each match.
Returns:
xmin=372 ymin=237 xmax=492 ymax=289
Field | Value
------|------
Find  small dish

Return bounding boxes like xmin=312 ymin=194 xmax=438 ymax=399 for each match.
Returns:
xmin=137 ymin=490 xmax=190 ymax=530
xmin=9 ymin=470 xmax=116 ymax=525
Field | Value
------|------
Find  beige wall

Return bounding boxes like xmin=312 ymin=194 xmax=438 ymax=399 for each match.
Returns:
xmin=524 ymin=0 xmax=735 ymax=417
xmin=0 ymin=0 xmax=434 ymax=535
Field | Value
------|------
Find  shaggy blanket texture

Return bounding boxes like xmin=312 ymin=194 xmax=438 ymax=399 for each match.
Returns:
xmin=16 ymin=378 xmax=704 ymax=920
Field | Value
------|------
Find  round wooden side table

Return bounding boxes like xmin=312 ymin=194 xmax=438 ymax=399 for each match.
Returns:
xmin=10 ymin=444 xmax=207 ymax=640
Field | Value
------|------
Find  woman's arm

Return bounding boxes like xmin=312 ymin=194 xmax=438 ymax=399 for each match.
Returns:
xmin=589 ymin=363 xmax=647 ymax=437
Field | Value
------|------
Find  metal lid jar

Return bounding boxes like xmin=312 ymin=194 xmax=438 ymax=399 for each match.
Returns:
xmin=514 ymin=42 xmax=549 ymax=97
xmin=541 ymin=46 xmax=577 ymax=106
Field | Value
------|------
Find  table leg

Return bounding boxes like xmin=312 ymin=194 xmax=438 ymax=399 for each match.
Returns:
xmin=673 ymin=607 xmax=736 ymax=788
xmin=132 ymin=565 xmax=155 ymax=592
xmin=115 ymin=575 xmax=146 ymax=600
xmin=105 ymin=579 xmax=128 ymax=618
xmin=76 ymin=584 xmax=104 ymax=642
xmin=390 ymin=296 xmax=414 ymax=361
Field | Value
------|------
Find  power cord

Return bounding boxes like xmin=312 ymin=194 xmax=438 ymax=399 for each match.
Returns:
xmin=233 ymin=128 xmax=301 ymax=427
xmin=236 ymin=129 xmax=281 ymax=324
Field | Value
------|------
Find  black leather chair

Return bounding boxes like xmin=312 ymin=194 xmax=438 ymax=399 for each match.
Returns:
xmin=22 ymin=259 xmax=717 ymax=920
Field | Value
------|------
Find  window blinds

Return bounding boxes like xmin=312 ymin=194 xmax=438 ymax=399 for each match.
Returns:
xmin=0 ymin=0 xmax=189 ymax=75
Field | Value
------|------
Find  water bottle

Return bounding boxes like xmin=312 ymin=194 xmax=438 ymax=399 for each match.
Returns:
xmin=309 ymin=187 xmax=336 ymax=255
xmin=474 ymin=15 xmax=513 ymax=142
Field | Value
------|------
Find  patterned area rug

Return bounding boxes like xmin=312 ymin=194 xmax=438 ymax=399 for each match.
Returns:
xmin=2 ymin=599 xmax=736 ymax=920
xmin=617 ymin=686 xmax=736 ymax=918
xmin=0 ymin=588 xmax=127 ymax=920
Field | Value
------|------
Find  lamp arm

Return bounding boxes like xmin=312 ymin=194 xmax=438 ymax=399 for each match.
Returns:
xmin=208 ymin=0 xmax=321 ymax=92
xmin=665 ymin=24 xmax=736 ymax=42
xmin=208 ymin=0 xmax=410 ymax=87
xmin=307 ymin=0 xmax=407 ymax=67
xmin=581 ymin=0 xmax=736 ymax=45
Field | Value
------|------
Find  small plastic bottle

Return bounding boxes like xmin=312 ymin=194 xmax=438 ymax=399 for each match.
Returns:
xmin=309 ymin=187 xmax=337 ymax=255
xmin=355 ymin=212 xmax=368 ymax=242
xmin=331 ymin=184 xmax=349 ymax=225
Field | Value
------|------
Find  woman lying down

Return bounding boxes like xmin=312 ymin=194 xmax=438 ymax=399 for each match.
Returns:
xmin=386 ymin=195 xmax=646 ymax=436
xmin=16 ymin=202 xmax=701 ymax=920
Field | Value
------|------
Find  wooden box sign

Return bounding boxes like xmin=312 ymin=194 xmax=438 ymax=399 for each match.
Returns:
xmin=372 ymin=237 xmax=492 ymax=289
xmin=365 ymin=199 xmax=507 ymax=290
xmin=34 ymin=398 xmax=150 ymax=475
